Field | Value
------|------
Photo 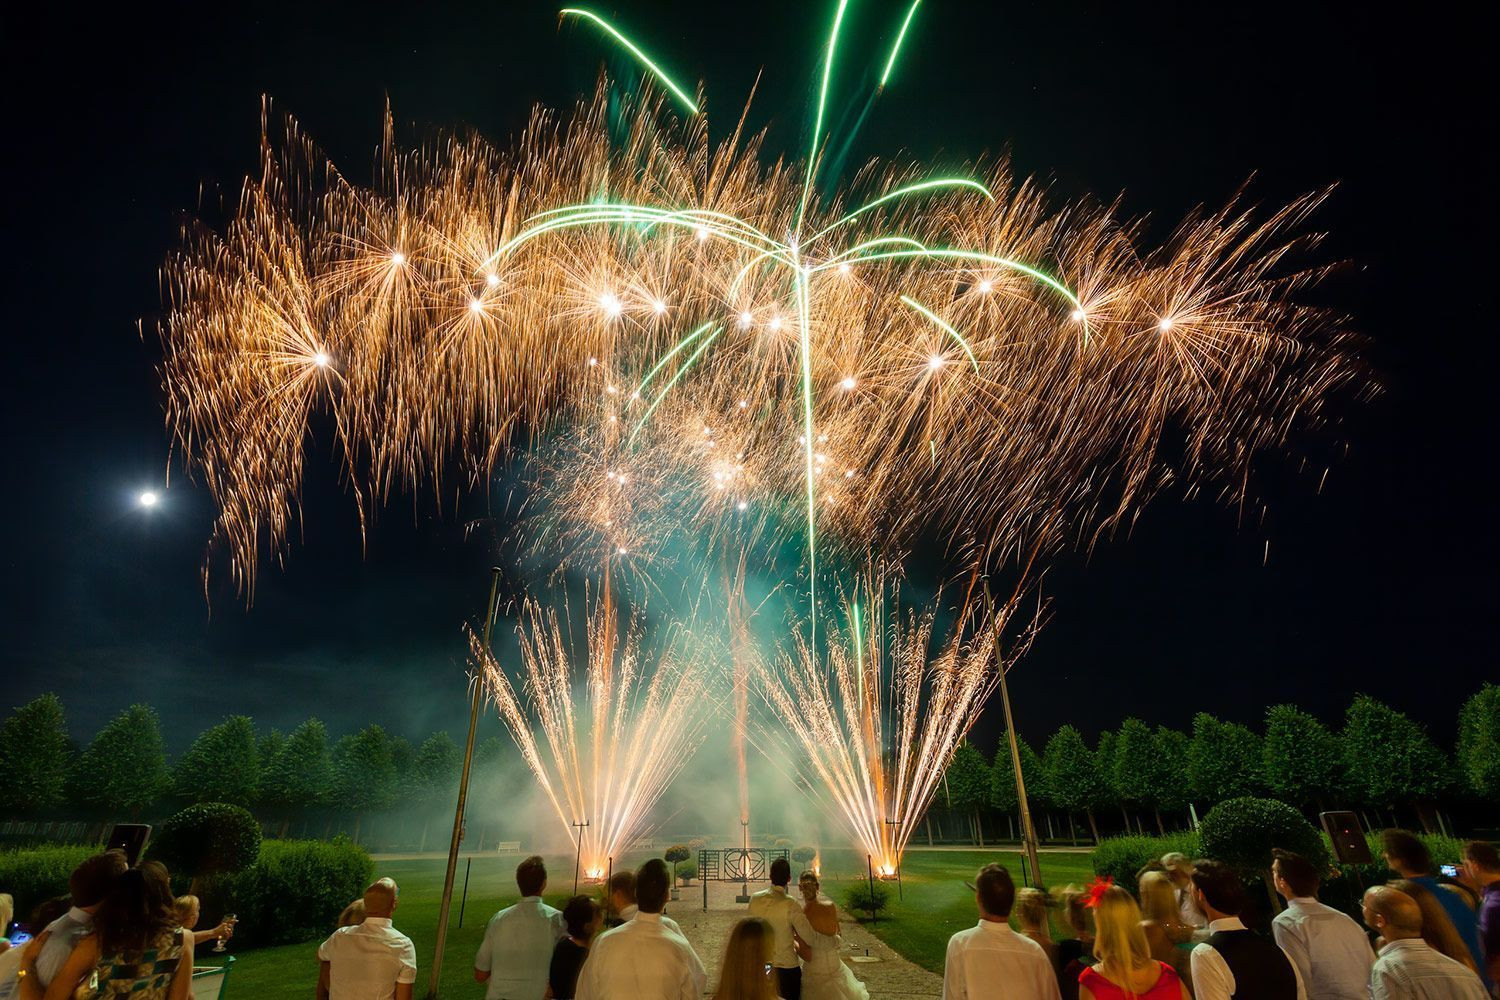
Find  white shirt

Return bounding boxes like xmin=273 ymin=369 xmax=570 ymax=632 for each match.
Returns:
xmin=942 ymin=920 xmax=1061 ymax=1000
xmin=748 ymin=887 xmax=801 ymax=969
xmin=1190 ymin=917 xmax=1307 ymax=1000
xmin=35 ymin=906 xmax=93 ymax=987
xmin=317 ymin=916 xmax=418 ymax=1000
xmin=1269 ymin=897 xmax=1373 ymax=1000
xmin=574 ymin=911 xmax=706 ymax=1000
xmin=474 ymin=896 xmax=565 ymax=1000
xmin=1369 ymin=938 xmax=1489 ymax=1000
xmin=1176 ymin=885 xmax=1208 ymax=929
xmin=616 ymin=904 xmax=685 ymax=937
xmin=0 ymin=943 xmax=25 ymax=1000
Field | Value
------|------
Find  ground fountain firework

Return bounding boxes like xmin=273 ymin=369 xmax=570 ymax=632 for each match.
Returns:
xmin=158 ymin=3 xmax=1364 ymax=870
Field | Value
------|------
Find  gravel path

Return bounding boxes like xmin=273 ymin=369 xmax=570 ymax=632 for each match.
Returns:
xmin=666 ymin=881 xmax=943 ymax=999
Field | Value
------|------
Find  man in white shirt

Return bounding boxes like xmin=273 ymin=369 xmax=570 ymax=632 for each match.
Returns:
xmin=1268 ymin=848 xmax=1373 ymax=1000
xmin=942 ymin=863 xmax=1060 ymax=1000
xmin=318 ymin=878 xmax=417 ymax=1000
xmin=748 ymin=858 xmax=802 ymax=1000
xmin=474 ymin=855 xmax=565 ymax=1000
xmin=1189 ymin=860 xmax=1305 ymax=1000
xmin=605 ymin=870 xmax=685 ymax=936
xmin=1362 ymin=885 xmax=1488 ymax=1000
xmin=1162 ymin=852 xmax=1208 ymax=931
xmin=576 ymin=859 xmax=706 ymax=1000
xmin=29 ymin=850 xmax=127 ymax=990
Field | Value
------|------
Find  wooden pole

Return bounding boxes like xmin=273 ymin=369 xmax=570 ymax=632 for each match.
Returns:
xmin=426 ymin=567 xmax=502 ymax=1000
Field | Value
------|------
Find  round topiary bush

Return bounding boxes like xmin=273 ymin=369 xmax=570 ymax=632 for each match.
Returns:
xmin=1199 ymin=797 xmax=1328 ymax=874
xmin=843 ymin=881 xmax=891 ymax=921
xmin=791 ymin=846 xmax=817 ymax=865
xmin=148 ymin=802 xmax=262 ymax=888
xmin=664 ymin=844 xmax=691 ymax=884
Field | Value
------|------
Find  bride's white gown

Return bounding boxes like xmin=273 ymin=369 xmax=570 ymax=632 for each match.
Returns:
xmin=792 ymin=910 xmax=870 ymax=1000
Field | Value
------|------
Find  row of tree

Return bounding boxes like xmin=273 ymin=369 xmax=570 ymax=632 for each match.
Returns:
xmin=0 ymin=695 xmax=478 ymax=843
xmin=943 ymin=685 xmax=1500 ymax=842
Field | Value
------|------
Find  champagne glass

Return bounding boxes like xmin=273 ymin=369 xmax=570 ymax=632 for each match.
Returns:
xmin=213 ymin=914 xmax=237 ymax=953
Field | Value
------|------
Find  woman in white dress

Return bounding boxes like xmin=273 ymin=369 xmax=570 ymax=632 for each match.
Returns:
xmin=790 ymin=871 xmax=870 ymax=1000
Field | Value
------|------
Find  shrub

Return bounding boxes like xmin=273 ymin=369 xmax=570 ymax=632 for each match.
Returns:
xmin=664 ymin=844 xmax=690 ymax=864
xmin=791 ymin=846 xmax=817 ymax=865
xmin=676 ymin=858 xmax=698 ymax=883
xmin=0 ymin=844 xmax=96 ymax=916
xmin=1199 ymin=797 xmax=1327 ymax=875
xmin=844 ymin=881 xmax=891 ymax=921
xmin=216 ymin=839 xmax=374 ymax=948
xmin=148 ymin=802 xmax=262 ymax=885
xmin=1091 ymin=832 xmax=1201 ymax=892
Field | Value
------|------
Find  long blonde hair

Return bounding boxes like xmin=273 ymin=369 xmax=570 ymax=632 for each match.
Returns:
xmin=1015 ymin=887 xmax=1051 ymax=936
xmin=715 ymin=917 xmax=777 ymax=1000
xmin=1389 ymin=879 xmax=1479 ymax=974
xmin=1092 ymin=886 xmax=1154 ymax=975
xmin=1138 ymin=871 xmax=1180 ymax=926
xmin=0 ymin=892 xmax=13 ymax=938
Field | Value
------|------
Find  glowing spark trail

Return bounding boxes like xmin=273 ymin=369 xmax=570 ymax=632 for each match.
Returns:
xmin=559 ymin=9 xmax=700 ymax=116
xmin=881 ymin=0 xmax=924 ymax=88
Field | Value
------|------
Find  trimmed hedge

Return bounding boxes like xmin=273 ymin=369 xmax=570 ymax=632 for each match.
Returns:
xmin=148 ymin=803 xmax=262 ymax=882
xmin=1200 ymin=797 xmax=1328 ymax=874
xmin=0 ymin=844 xmax=96 ymax=917
xmin=844 ymin=881 xmax=891 ymax=921
xmin=216 ymin=839 xmax=374 ymax=948
xmin=1091 ymin=832 xmax=1201 ymax=890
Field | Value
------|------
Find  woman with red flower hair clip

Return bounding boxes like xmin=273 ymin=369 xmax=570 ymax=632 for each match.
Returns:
xmin=1078 ymin=883 xmax=1192 ymax=1000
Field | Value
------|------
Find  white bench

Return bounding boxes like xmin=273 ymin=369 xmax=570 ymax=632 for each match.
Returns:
xmin=495 ymin=841 xmax=523 ymax=855
xmin=190 ymin=957 xmax=234 ymax=999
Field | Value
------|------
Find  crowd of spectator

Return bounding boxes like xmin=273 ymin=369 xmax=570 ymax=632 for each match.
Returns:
xmin=2 ymin=827 xmax=1497 ymax=999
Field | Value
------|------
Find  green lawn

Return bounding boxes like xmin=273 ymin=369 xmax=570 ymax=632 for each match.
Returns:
xmin=814 ymin=849 xmax=1097 ymax=973
xmin=225 ymin=848 xmax=1096 ymax=994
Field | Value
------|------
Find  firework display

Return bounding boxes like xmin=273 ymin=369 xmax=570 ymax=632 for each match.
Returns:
xmin=159 ymin=5 xmax=1362 ymax=866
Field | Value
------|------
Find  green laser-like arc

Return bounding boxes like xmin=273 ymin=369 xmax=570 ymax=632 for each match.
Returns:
xmin=851 ymin=599 xmax=865 ymax=705
xmin=559 ymin=8 xmax=701 ymax=116
xmin=522 ymin=203 xmax=788 ymax=252
xmin=794 ymin=264 xmax=819 ymax=650
xmin=631 ymin=321 xmax=717 ymax=398
xmin=880 ymin=0 xmax=924 ymax=87
xmin=631 ymin=326 xmax=723 ymax=440
xmin=900 ymin=295 xmax=980 ymax=372
xmin=797 ymin=0 xmax=853 ymax=236
xmin=814 ymin=246 xmax=1090 ymax=341
xmin=807 ymin=177 xmax=994 ymax=245
xmin=481 ymin=207 xmax=792 ymax=271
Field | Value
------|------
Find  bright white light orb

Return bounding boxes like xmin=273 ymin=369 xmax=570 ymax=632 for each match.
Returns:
xmin=737 ymin=399 xmax=748 ymax=410
xmin=838 ymin=262 xmax=852 ymax=275
xmin=1158 ymin=316 xmax=1174 ymax=332
xmin=928 ymin=354 xmax=946 ymax=370
xmin=312 ymin=351 xmax=330 ymax=367
xmin=695 ymin=227 xmax=708 ymax=241
xmin=738 ymin=311 xmax=753 ymax=328
xmin=840 ymin=376 xmax=856 ymax=391
xmin=138 ymin=491 xmax=159 ymax=508
xmin=599 ymin=293 xmax=623 ymax=317
xmin=977 ymin=279 xmax=993 ymax=293
xmin=616 ymin=547 xmax=629 ymax=556
xmin=588 ymin=357 xmax=599 ymax=366
xmin=1071 ymin=309 xmax=1086 ymax=322
xmin=468 ymin=298 xmax=484 ymax=314
xmin=768 ymin=316 xmax=783 ymax=331
xmin=736 ymin=500 xmax=748 ymax=511
xmin=652 ymin=299 xmax=667 ymax=314
xmin=485 ymin=272 xmax=500 ymax=287
xmin=390 ymin=252 xmax=406 ymax=266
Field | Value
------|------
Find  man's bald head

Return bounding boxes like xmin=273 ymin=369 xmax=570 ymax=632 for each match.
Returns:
xmin=363 ymin=877 xmax=399 ymax=919
xmin=1362 ymin=885 xmax=1421 ymax=939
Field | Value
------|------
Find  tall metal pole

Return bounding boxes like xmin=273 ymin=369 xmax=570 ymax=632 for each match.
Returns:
xmin=999 ymin=661 xmax=1043 ymax=888
xmin=426 ymin=567 xmax=502 ymax=1000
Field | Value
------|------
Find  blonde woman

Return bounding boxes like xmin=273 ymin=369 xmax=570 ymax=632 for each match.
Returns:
xmin=1078 ymin=885 xmax=1190 ymax=1000
xmin=713 ymin=917 xmax=778 ymax=1000
xmin=1137 ymin=871 xmax=1192 ymax=986
xmin=1015 ymin=887 xmax=1059 ymax=967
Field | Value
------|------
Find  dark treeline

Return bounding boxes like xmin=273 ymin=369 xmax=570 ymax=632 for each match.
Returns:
xmin=0 ymin=695 xmax=506 ymax=851
xmin=939 ymin=684 xmax=1500 ymax=845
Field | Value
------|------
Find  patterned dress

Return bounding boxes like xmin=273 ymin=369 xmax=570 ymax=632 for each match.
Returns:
xmin=88 ymin=927 xmax=188 ymax=999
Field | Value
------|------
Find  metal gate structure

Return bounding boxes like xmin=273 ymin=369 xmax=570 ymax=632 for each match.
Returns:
xmin=697 ymin=847 xmax=791 ymax=910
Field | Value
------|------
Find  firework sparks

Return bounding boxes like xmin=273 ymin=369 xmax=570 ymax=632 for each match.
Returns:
xmin=471 ymin=592 xmax=709 ymax=873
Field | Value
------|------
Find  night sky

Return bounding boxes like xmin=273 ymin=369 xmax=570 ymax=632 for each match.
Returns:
xmin=3 ymin=1 xmax=1490 ymax=753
